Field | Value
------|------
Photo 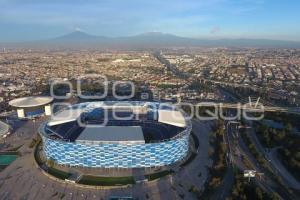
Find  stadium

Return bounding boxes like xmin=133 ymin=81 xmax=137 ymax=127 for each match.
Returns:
xmin=39 ymin=101 xmax=192 ymax=168
xmin=9 ymin=96 xmax=53 ymax=119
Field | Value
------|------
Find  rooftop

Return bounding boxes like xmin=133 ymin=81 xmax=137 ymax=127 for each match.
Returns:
xmin=76 ymin=126 xmax=145 ymax=144
xmin=9 ymin=96 xmax=54 ymax=108
xmin=43 ymin=101 xmax=189 ymax=143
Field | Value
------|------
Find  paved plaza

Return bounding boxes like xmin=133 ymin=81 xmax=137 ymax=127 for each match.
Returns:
xmin=0 ymin=117 xmax=212 ymax=200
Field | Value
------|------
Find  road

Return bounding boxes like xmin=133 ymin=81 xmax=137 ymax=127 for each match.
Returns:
xmin=154 ymin=51 xmax=300 ymax=199
xmin=233 ymin=121 xmax=299 ymax=200
xmin=246 ymin=122 xmax=300 ymax=189
xmin=223 ymin=120 xmax=294 ymax=200
xmin=268 ymin=148 xmax=300 ymax=189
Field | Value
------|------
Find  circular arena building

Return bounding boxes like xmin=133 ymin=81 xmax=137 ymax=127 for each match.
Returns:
xmin=39 ymin=101 xmax=192 ymax=168
xmin=9 ymin=96 xmax=53 ymax=119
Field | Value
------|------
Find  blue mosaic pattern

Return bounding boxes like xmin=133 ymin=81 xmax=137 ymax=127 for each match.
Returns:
xmin=41 ymin=134 xmax=189 ymax=168
xmin=25 ymin=109 xmax=44 ymax=118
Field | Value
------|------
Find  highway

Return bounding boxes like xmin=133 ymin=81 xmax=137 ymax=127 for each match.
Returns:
xmin=225 ymin=121 xmax=284 ymax=198
xmin=224 ymin=120 xmax=299 ymax=200
xmin=153 ymin=52 xmax=300 ymax=116
xmin=220 ymin=103 xmax=300 ymax=114
xmin=199 ymin=78 xmax=260 ymax=90
xmin=245 ymin=121 xmax=300 ymax=189
xmin=154 ymin=51 xmax=300 ymax=199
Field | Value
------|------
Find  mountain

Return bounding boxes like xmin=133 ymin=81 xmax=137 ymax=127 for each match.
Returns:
xmin=110 ymin=32 xmax=196 ymax=48
xmin=1 ymin=31 xmax=300 ymax=49
xmin=51 ymin=31 xmax=108 ymax=42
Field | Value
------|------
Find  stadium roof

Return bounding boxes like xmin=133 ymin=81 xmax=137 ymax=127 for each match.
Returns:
xmin=9 ymin=96 xmax=53 ymax=108
xmin=48 ymin=102 xmax=149 ymax=127
xmin=48 ymin=106 xmax=83 ymax=126
xmin=48 ymin=102 xmax=187 ymax=127
xmin=76 ymin=126 xmax=145 ymax=144
xmin=42 ymin=101 xmax=191 ymax=143
xmin=158 ymin=110 xmax=186 ymax=127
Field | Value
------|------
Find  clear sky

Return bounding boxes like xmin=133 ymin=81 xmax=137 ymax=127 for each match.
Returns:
xmin=0 ymin=0 xmax=299 ymax=42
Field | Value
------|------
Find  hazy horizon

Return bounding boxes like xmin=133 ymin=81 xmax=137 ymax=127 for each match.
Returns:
xmin=1 ymin=0 xmax=300 ymax=42
xmin=2 ymin=30 xmax=300 ymax=43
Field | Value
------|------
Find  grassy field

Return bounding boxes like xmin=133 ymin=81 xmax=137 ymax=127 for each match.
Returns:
xmin=47 ymin=167 xmax=71 ymax=180
xmin=145 ymin=170 xmax=174 ymax=181
xmin=34 ymin=141 xmax=71 ymax=180
xmin=0 ymin=155 xmax=17 ymax=165
xmin=33 ymin=142 xmax=43 ymax=165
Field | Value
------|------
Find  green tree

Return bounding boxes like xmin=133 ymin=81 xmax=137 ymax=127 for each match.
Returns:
xmin=255 ymin=187 xmax=263 ymax=200
xmin=47 ymin=158 xmax=55 ymax=168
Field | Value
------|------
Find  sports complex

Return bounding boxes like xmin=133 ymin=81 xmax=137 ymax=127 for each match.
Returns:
xmin=9 ymin=96 xmax=53 ymax=119
xmin=39 ymin=101 xmax=192 ymax=168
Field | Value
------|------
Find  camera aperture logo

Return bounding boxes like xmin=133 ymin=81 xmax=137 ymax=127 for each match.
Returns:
xmin=49 ymin=74 xmax=265 ymax=127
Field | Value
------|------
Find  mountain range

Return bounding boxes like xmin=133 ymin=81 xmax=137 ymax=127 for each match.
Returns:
xmin=2 ymin=31 xmax=300 ymax=49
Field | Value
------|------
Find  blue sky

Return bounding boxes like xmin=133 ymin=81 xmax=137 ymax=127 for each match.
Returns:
xmin=0 ymin=0 xmax=299 ymax=42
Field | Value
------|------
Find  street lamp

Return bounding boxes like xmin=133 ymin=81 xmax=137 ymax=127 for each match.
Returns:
xmin=32 ymin=118 xmax=36 ymax=135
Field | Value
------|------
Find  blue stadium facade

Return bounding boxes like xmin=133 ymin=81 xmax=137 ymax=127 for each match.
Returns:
xmin=39 ymin=101 xmax=192 ymax=168
xmin=25 ymin=109 xmax=44 ymax=118
xmin=41 ymin=132 xmax=189 ymax=168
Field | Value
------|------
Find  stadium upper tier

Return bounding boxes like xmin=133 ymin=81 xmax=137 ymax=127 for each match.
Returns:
xmin=42 ymin=101 xmax=190 ymax=144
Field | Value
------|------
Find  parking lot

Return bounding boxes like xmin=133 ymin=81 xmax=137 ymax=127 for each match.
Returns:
xmin=0 ymin=117 xmax=212 ymax=200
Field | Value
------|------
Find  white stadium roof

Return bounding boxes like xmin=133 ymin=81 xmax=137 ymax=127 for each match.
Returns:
xmin=76 ymin=126 xmax=145 ymax=144
xmin=48 ymin=106 xmax=83 ymax=126
xmin=48 ymin=102 xmax=187 ymax=128
xmin=9 ymin=96 xmax=54 ymax=108
xmin=158 ymin=110 xmax=186 ymax=127
xmin=42 ymin=101 xmax=190 ymax=143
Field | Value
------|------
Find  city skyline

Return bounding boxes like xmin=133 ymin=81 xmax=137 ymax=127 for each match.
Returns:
xmin=1 ymin=1 xmax=300 ymax=199
xmin=0 ymin=0 xmax=300 ymax=42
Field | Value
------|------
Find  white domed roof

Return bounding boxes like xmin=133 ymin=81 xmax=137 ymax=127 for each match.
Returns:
xmin=9 ymin=96 xmax=54 ymax=108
